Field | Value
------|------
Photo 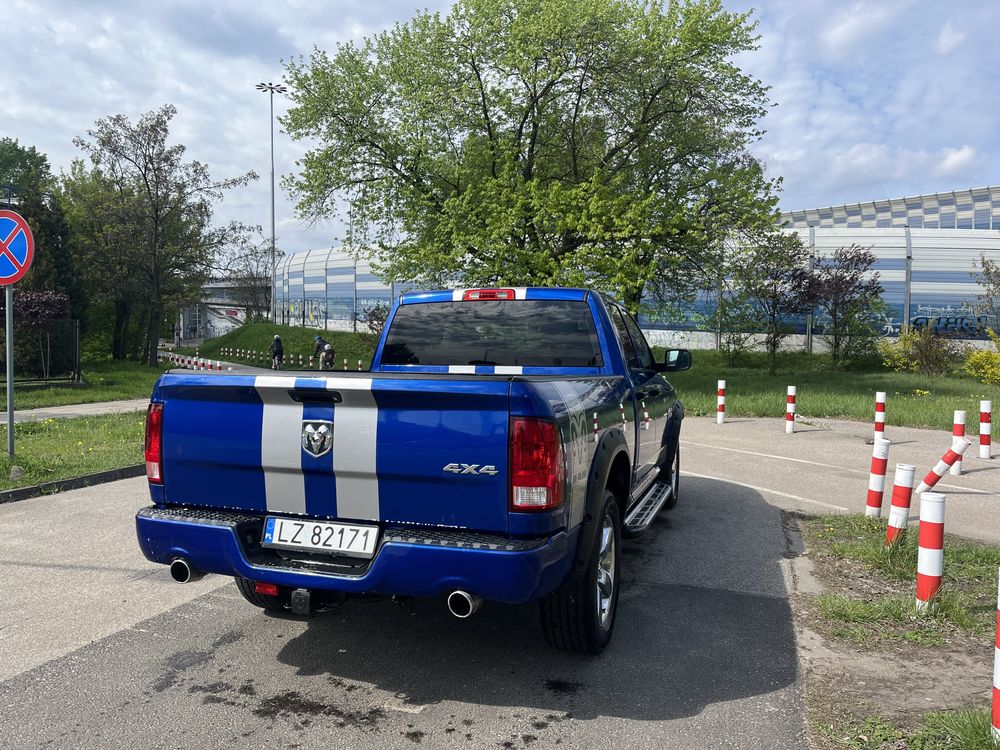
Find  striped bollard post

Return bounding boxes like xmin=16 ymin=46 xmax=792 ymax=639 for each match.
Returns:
xmin=874 ymin=391 xmax=886 ymax=440
xmin=343 ymin=357 xmax=348 ymax=370
xmin=865 ymin=437 xmax=891 ymax=518
xmin=195 ymin=349 xmax=199 ymax=359
xmin=915 ymin=492 xmax=945 ymax=612
xmin=992 ymin=568 xmax=1000 ymax=742
xmin=982 ymin=400 xmax=993 ymax=460
xmin=785 ymin=386 xmax=796 ymax=434
xmin=641 ymin=401 xmax=650 ymax=430
xmin=309 ymin=356 xmax=314 ymax=368
xmin=593 ymin=412 xmax=598 ymax=443
xmin=299 ymin=353 xmax=303 ymax=367
xmin=915 ymin=437 xmax=973 ymax=494
xmin=885 ymin=463 xmax=916 ymax=546
xmin=950 ymin=410 xmax=966 ymax=475
xmin=717 ymin=380 xmax=726 ymax=425
xmin=619 ymin=402 xmax=626 ymax=424
xmin=357 ymin=359 xmax=362 ymax=371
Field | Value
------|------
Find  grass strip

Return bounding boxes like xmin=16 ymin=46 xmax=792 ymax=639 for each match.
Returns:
xmin=818 ymin=708 xmax=995 ymax=749
xmin=664 ymin=350 xmax=999 ymax=432
xmin=803 ymin=514 xmax=1000 ymax=645
xmin=11 ymin=359 xmax=166 ymax=410
xmin=0 ymin=412 xmax=144 ymax=491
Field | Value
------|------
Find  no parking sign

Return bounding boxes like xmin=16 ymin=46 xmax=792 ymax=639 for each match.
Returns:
xmin=0 ymin=209 xmax=35 ymax=285
xmin=1 ymin=208 xmax=35 ymax=458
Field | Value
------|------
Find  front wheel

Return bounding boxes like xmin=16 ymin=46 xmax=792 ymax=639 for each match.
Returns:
xmin=539 ymin=490 xmax=621 ymax=654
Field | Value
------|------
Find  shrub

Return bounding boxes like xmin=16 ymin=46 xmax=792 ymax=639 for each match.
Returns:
xmin=964 ymin=331 xmax=1000 ymax=385
xmin=877 ymin=326 xmax=966 ymax=376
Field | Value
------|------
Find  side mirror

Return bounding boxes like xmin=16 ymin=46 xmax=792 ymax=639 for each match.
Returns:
xmin=661 ymin=348 xmax=691 ymax=372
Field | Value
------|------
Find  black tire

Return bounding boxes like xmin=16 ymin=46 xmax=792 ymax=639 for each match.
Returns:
xmin=539 ymin=490 xmax=621 ymax=654
xmin=661 ymin=442 xmax=680 ymax=511
xmin=234 ymin=576 xmax=287 ymax=613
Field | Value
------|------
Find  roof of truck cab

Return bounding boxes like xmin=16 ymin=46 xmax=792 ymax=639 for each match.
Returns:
xmin=399 ymin=288 xmax=591 ymax=304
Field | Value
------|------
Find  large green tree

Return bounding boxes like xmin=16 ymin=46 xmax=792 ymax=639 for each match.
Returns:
xmin=0 ymin=138 xmax=85 ymax=321
xmin=68 ymin=105 xmax=256 ymax=364
xmin=282 ymin=0 xmax=778 ymax=310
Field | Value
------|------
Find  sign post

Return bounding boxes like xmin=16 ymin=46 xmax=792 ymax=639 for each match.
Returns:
xmin=0 ymin=209 xmax=36 ymax=458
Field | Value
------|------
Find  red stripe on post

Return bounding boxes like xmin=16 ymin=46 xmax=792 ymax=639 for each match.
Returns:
xmin=786 ymin=412 xmax=794 ymax=421
xmin=786 ymin=395 xmax=795 ymax=404
xmin=875 ymin=403 xmax=886 ymax=412
xmin=717 ymin=404 xmax=725 ymax=412
xmin=918 ymin=520 xmax=944 ymax=550
xmin=890 ymin=484 xmax=912 ymax=508
xmin=916 ymin=572 xmax=941 ymax=602
xmin=872 ymin=457 xmax=888 ymax=474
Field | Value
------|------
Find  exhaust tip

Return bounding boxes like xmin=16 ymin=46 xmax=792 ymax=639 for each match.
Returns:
xmin=169 ymin=558 xmax=203 ymax=584
xmin=446 ymin=590 xmax=482 ymax=619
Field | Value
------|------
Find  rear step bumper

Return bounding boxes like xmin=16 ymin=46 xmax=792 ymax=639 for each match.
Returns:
xmin=135 ymin=506 xmax=577 ymax=604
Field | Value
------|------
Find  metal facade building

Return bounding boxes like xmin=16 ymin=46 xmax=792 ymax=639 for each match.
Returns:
xmin=781 ymin=187 xmax=1000 ymax=338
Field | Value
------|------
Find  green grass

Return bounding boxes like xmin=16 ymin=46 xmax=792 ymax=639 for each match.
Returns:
xmin=10 ymin=359 xmax=167 ymax=410
xmin=820 ymin=709 xmax=995 ymax=749
xmin=177 ymin=323 xmax=377 ymax=370
xmin=803 ymin=514 xmax=1000 ymax=645
xmin=0 ymin=412 xmax=144 ymax=491
xmin=661 ymin=349 xmax=999 ymax=431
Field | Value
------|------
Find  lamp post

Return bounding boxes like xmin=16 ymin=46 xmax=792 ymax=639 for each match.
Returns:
xmin=256 ymin=82 xmax=287 ymax=322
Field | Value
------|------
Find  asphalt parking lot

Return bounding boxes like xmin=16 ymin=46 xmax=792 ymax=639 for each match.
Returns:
xmin=0 ymin=462 xmax=808 ymax=749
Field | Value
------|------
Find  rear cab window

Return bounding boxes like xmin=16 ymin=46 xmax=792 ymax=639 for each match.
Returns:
xmin=381 ymin=300 xmax=604 ymax=367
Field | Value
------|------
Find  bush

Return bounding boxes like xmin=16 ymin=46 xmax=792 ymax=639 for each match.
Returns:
xmin=964 ymin=331 xmax=1000 ymax=385
xmin=877 ymin=327 xmax=966 ymax=376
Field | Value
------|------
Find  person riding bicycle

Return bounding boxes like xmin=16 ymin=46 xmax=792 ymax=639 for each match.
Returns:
xmin=313 ymin=335 xmax=335 ymax=371
xmin=269 ymin=334 xmax=284 ymax=370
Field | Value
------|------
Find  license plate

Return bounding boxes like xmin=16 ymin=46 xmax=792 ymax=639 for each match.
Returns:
xmin=262 ymin=517 xmax=379 ymax=558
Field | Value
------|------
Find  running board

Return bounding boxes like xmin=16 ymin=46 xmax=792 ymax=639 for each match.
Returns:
xmin=623 ymin=482 xmax=672 ymax=534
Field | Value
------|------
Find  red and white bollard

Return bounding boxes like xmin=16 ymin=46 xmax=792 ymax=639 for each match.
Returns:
xmin=619 ymin=402 xmax=626 ymax=424
xmin=309 ymin=356 xmax=314 ymax=368
xmin=343 ymin=357 xmax=348 ymax=370
xmin=785 ymin=386 xmax=796 ymax=434
xmin=357 ymin=359 xmax=363 ymax=371
xmin=950 ymin=410 xmax=966 ymax=476
xmin=982 ymin=400 xmax=993 ymax=460
xmin=299 ymin=353 xmax=304 ymax=367
xmin=992 ymin=567 xmax=1000 ymax=742
xmin=915 ymin=492 xmax=945 ymax=611
xmin=865 ymin=437 xmax=891 ymax=518
xmin=915 ymin=437 xmax=973 ymax=494
xmin=874 ymin=391 xmax=886 ymax=440
xmin=885 ymin=463 xmax=916 ymax=545
xmin=593 ymin=412 xmax=598 ymax=443
xmin=717 ymin=380 xmax=726 ymax=425
xmin=641 ymin=401 xmax=650 ymax=430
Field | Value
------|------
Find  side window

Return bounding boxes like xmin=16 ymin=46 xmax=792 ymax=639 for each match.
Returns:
xmin=609 ymin=306 xmax=641 ymax=369
xmin=621 ymin=308 xmax=655 ymax=370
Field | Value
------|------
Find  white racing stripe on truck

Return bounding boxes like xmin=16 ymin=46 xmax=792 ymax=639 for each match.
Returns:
xmin=326 ymin=377 xmax=381 ymax=521
xmin=256 ymin=375 xmax=307 ymax=515
xmin=494 ymin=366 xmax=523 ymax=374
xmin=448 ymin=365 xmax=477 ymax=374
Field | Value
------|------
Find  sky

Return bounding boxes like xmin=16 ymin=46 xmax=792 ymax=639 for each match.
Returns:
xmin=3 ymin=0 xmax=998 ymax=255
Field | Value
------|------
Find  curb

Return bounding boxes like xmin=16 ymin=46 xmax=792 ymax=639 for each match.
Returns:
xmin=0 ymin=464 xmax=145 ymax=505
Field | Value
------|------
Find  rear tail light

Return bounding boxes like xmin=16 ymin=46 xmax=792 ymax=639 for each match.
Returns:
xmin=510 ymin=417 xmax=564 ymax=511
xmin=463 ymin=288 xmax=515 ymax=301
xmin=255 ymin=582 xmax=280 ymax=597
xmin=145 ymin=402 xmax=164 ymax=484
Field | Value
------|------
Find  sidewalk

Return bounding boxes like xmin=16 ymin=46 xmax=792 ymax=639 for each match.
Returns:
xmin=0 ymin=399 xmax=150 ymax=425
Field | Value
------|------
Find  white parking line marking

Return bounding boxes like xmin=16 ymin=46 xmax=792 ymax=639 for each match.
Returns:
xmin=683 ymin=471 xmax=849 ymax=511
xmin=681 ymin=440 xmax=993 ymax=496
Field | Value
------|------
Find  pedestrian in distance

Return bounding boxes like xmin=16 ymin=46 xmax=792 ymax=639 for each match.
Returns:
xmin=270 ymin=334 xmax=284 ymax=371
xmin=313 ymin=335 xmax=335 ymax=371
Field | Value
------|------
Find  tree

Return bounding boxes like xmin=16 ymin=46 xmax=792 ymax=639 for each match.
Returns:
xmin=0 ymin=138 xmax=86 ymax=322
xmin=282 ymin=0 xmax=778 ymax=312
xmin=218 ymin=231 xmax=282 ymax=323
xmin=809 ymin=245 xmax=884 ymax=366
xmin=969 ymin=254 xmax=1000 ymax=334
xmin=69 ymin=106 xmax=256 ymax=364
xmin=733 ymin=231 xmax=811 ymax=374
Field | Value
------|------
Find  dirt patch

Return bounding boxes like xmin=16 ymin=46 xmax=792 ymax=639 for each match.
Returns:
xmin=784 ymin=513 xmax=994 ymax=748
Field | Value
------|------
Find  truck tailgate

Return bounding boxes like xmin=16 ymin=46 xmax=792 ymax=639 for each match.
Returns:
xmin=157 ymin=373 xmax=512 ymax=533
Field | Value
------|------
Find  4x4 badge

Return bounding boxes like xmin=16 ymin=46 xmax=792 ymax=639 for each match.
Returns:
xmin=442 ymin=463 xmax=499 ymax=476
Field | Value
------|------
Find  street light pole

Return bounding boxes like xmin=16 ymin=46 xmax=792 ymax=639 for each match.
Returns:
xmin=256 ymin=82 xmax=287 ymax=323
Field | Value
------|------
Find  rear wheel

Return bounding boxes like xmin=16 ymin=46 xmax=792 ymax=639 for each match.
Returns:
xmin=661 ymin=442 xmax=680 ymax=511
xmin=539 ymin=490 xmax=621 ymax=654
xmin=234 ymin=576 xmax=287 ymax=613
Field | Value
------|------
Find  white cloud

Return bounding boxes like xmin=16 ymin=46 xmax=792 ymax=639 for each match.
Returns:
xmin=936 ymin=145 xmax=976 ymax=176
xmin=936 ymin=21 xmax=966 ymax=55
xmin=819 ymin=1 xmax=905 ymax=56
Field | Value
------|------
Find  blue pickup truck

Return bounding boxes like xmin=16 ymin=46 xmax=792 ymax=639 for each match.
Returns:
xmin=137 ymin=287 xmax=690 ymax=653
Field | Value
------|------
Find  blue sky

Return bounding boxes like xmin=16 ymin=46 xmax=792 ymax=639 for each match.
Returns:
xmin=2 ymin=1 xmax=998 ymax=254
